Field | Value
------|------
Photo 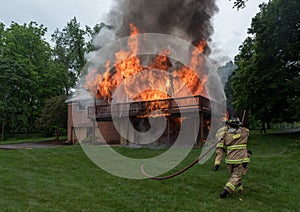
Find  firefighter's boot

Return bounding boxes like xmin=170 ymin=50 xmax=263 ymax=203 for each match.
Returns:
xmin=236 ymin=184 xmax=244 ymax=194
xmin=220 ymin=189 xmax=229 ymax=198
xmin=214 ymin=165 xmax=220 ymax=171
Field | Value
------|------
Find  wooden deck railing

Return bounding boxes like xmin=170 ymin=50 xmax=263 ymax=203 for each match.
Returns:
xmin=88 ymin=95 xmax=211 ymax=120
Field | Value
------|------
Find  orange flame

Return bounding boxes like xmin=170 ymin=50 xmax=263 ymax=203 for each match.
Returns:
xmin=173 ymin=39 xmax=207 ymax=97
xmin=150 ymin=49 xmax=172 ymax=72
xmin=84 ymin=24 xmax=208 ymax=117
xmin=223 ymin=111 xmax=229 ymax=121
xmin=115 ymin=23 xmax=142 ymax=79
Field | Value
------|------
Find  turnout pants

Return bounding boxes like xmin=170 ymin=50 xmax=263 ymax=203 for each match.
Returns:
xmin=224 ymin=164 xmax=247 ymax=193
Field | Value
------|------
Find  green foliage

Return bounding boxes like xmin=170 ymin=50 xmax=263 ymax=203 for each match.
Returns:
xmin=36 ymin=95 xmax=68 ymax=140
xmin=230 ymin=0 xmax=300 ymax=125
xmin=51 ymin=17 xmax=88 ymax=91
xmin=0 ymin=19 xmax=112 ymax=139
xmin=230 ymin=0 xmax=248 ymax=9
xmin=0 ymin=23 xmax=5 ymax=55
xmin=0 ymin=21 xmax=64 ymax=137
xmin=51 ymin=18 xmax=114 ymax=92
xmin=0 ymin=58 xmax=32 ymax=140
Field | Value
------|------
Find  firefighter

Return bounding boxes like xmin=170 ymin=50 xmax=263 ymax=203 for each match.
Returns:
xmin=213 ymin=124 xmax=228 ymax=171
xmin=220 ymin=117 xmax=251 ymax=198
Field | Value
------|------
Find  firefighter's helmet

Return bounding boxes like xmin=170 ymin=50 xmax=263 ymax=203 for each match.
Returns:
xmin=226 ymin=117 xmax=241 ymax=129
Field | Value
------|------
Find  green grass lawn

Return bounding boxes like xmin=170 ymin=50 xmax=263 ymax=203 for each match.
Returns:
xmin=0 ymin=132 xmax=299 ymax=211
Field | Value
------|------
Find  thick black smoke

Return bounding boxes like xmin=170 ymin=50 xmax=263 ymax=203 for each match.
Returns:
xmin=105 ymin=0 xmax=218 ymax=54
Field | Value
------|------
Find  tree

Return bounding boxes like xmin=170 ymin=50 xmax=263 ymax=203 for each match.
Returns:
xmin=36 ymin=95 xmax=68 ymax=140
xmin=230 ymin=0 xmax=300 ymax=126
xmin=0 ymin=21 xmax=70 ymax=137
xmin=0 ymin=58 xmax=32 ymax=141
xmin=0 ymin=23 xmax=5 ymax=55
xmin=250 ymin=0 xmax=300 ymax=123
xmin=51 ymin=18 xmax=115 ymax=92
xmin=1 ymin=22 xmax=52 ymax=132
xmin=51 ymin=17 xmax=88 ymax=93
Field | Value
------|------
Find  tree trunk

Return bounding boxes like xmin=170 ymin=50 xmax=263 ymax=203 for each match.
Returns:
xmin=260 ymin=121 xmax=266 ymax=134
xmin=1 ymin=119 xmax=5 ymax=141
xmin=55 ymin=128 xmax=60 ymax=141
xmin=267 ymin=121 xmax=271 ymax=129
xmin=11 ymin=128 xmax=15 ymax=138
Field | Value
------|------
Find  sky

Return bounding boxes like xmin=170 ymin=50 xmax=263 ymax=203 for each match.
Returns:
xmin=0 ymin=0 xmax=267 ymax=64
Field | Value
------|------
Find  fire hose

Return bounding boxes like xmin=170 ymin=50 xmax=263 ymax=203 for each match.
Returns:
xmin=141 ymin=113 xmax=246 ymax=180
xmin=141 ymin=138 xmax=221 ymax=180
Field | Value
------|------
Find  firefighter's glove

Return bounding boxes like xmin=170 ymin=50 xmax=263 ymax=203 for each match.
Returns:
xmin=247 ymin=150 xmax=253 ymax=155
xmin=242 ymin=163 xmax=248 ymax=168
xmin=214 ymin=165 xmax=220 ymax=171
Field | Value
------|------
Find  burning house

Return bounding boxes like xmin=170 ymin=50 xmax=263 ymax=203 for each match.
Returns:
xmin=67 ymin=0 xmax=226 ymax=146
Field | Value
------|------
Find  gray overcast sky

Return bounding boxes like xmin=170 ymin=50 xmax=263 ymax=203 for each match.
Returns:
xmin=0 ymin=0 xmax=267 ymax=63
